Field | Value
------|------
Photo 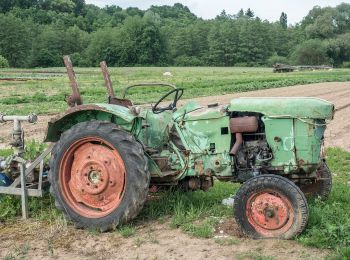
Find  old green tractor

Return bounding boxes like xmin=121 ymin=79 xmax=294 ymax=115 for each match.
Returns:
xmin=46 ymin=58 xmax=334 ymax=239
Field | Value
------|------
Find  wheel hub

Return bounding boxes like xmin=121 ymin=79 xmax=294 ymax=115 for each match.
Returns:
xmin=246 ymin=190 xmax=294 ymax=236
xmin=88 ymin=170 xmax=101 ymax=184
xmin=60 ymin=137 xmax=126 ymax=218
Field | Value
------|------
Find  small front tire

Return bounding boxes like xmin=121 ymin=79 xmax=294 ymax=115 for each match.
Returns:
xmin=234 ymin=174 xmax=309 ymax=239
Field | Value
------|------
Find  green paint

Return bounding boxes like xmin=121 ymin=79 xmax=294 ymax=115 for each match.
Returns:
xmin=229 ymin=97 xmax=334 ymax=119
xmin=46 ymin=94 xmax=333 ymax=183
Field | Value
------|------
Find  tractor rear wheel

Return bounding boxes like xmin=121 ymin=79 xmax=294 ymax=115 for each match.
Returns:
xmin=234 ymin=175 xmax=308 ymax=239
xmin=300 ymin=162 xmax=332 ymax=200
xmin=49 ymin=121 xmax=150 ymax=231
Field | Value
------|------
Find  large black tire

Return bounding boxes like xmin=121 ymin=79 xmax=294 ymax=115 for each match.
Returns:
xmin=49 ymin=121 xmax=150 ymax=231
xmin=234 ymin=174 xmax=309 ymax=239
xmin=300 ymin=162 xmax=332 ymax=200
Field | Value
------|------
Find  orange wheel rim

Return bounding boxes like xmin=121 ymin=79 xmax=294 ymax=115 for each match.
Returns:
xmin=59 ymin=137 xmax=126 ymax=218
xmin=246 ymin=189 xmax=294 ymax=237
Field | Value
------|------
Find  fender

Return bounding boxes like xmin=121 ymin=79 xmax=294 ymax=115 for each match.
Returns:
xmin=45 ymin=104 xmax=141 ymax=142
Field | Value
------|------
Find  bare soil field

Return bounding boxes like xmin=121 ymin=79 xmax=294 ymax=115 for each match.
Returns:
xmin=0 ymin=82 xmax=349 ymax=259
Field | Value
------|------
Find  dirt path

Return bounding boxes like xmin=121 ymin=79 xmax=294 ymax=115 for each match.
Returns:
xmin=1 ymin=81 xmax=349 ymax=151
xmin=0 ymin=219 xmax=330 ymax=260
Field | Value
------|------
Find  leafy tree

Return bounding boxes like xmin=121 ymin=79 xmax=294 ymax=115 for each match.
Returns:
xmin=0 ymin=14 xmax=32 ymax=67
xmin=245 ymin=8 xmax=254 ymax=18
xmin=0 ymin=1 xmax=349 ymax=68
xmin=31 ymin=25 xmax=88 ymax=67
xmin=279 ymin=12 xmax=287 ymax=29
xmin=236 ymin=8 xmax=244 ymax=18
xmin=149 ymin=3 xmax=196 ymax=20
xmin=291 ymin=39 xmax=330 ymax=65
xmin=84 ymin=27 xmax=122 ymax=66
xmin=305 ymin=8 xmax=338 ymax=38
xmin=208 ymin=20 xmax=239 ymax=66
xmin=327 ymin=33 xmax=350 ymax=66
xmin=72 ymin=0 xmax=85 ymax=15
xmin=237 ymin=19 xmax=273 ymax=65
xmin=58 ymin=0 xmax=75 ymax=12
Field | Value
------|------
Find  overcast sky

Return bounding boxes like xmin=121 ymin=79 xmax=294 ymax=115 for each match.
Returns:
xmin=85 ymin=0 xmax=346 ymax=24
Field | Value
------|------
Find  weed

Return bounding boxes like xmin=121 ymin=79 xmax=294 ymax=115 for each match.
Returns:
xmin=118 ymin=225 xmax=136 ymax=238
xmin=4 ymin=242 xmax=30 ymax=260
xmin=148 ymin=233 xmax=159 ymax=244
xmin=133 ymin=237 xmax=143 ymax=247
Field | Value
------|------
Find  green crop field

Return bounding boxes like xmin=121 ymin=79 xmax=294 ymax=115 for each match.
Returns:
xmin=0 ymin=67 xmax=350 ymax=115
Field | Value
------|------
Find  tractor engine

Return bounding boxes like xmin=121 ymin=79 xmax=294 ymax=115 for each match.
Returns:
xmin=229 ymin=113 xmax=273 ymax=182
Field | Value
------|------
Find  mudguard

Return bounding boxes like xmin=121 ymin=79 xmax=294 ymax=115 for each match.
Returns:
xmin=45 ymin=104 xmax=140 ymax=142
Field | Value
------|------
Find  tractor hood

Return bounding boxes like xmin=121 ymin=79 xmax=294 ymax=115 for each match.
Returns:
xmin=228 ymin=97 xmax=334 ymax=119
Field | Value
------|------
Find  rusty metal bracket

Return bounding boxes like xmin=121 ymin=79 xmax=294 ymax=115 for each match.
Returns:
xmin=99 ymin=61 xmax=133 ymax=107
xmin=63 ymin=56 xmax=83 ymax=107
xmin=100 ymin=61 xmax=116 ymax=100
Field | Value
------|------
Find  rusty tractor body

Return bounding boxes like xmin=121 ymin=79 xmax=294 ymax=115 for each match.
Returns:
xmin=46 ymin=57 xmax=334 ymax=239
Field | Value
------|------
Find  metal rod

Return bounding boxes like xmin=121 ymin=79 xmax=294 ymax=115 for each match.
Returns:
xmin=63 ymin=55 xmax=83 ymax=107
xmin=0 ymin=187 xmax=43 ymax=197
xmin=19 ymin=163 xmax=28 ymax=219
xmin=0 ymin=114 xmax=37 ymax=123
xmin=38 ymin=159 xmax=44 ymax=192
xmin=100 ymin=61 xmax=116 ymax=99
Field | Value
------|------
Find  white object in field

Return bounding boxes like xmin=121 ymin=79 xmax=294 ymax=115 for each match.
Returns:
xmin=222 ymin=195 xmax=235 ymax=207
xmin=163 ymin=71 xmax=173 ymax=77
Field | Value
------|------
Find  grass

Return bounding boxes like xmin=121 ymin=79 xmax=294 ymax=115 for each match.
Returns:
xmin=297 ymin=148 xmax=350 ymax=258
xmin=0 ymin=67 xmax=350 ymax=115
xmin=0 ymin=147 xmax=349 ymax=257
xmin=118 ymin=225 xmax=136 ymax=238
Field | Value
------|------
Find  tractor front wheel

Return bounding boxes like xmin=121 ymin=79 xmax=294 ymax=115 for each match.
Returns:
xmin=49 ymin=121 xmax=150 ymax=231
xmin=234 ymin=175 xmax=309 ymax=239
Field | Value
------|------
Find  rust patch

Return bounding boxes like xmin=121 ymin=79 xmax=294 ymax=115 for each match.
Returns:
xmin=194 ymin=160 xmax=204 ymax=175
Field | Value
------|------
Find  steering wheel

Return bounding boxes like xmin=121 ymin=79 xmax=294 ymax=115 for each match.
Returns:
xmin=152 ymin=88 xmax=184 ymax=114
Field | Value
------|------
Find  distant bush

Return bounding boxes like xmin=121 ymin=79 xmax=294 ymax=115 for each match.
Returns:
xmin=342 ymin=61 xmax=350 ymax=68
xmin=0 ymin=55 xmax=9 ymax=68
xmin=267 ymin=54 xmax=289 ymax=67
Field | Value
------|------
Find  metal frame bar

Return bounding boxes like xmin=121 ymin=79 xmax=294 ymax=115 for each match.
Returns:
xmin=0 ymin=144 xmax=54 ymax=219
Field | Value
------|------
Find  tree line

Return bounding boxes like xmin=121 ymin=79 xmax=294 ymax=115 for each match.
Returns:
xmin=0 ymin=1 xmax=350 ymax=68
